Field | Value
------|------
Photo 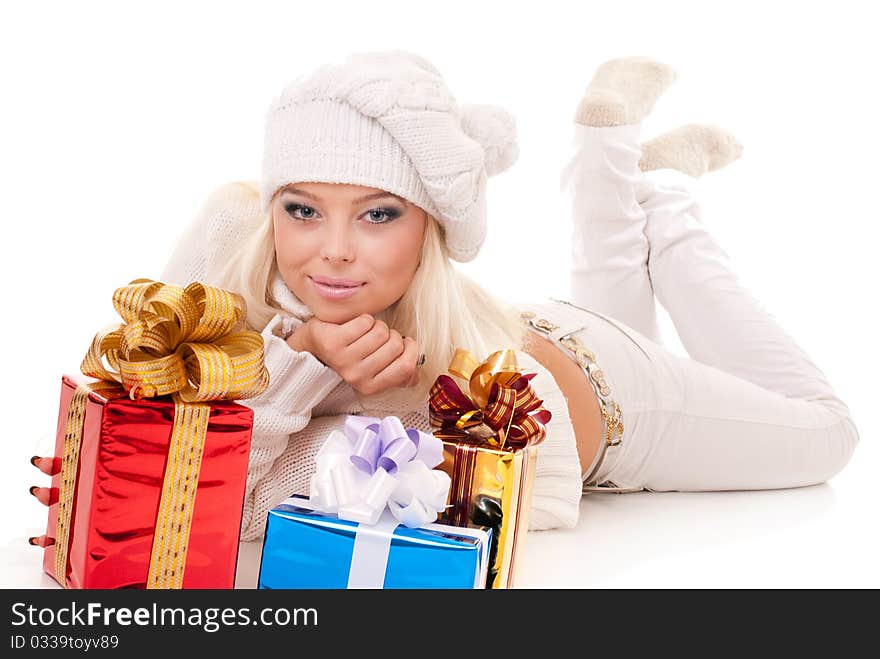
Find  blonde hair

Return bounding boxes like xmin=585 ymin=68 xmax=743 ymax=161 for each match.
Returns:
xmin=214 ymin=181 xmax=528 ymax=409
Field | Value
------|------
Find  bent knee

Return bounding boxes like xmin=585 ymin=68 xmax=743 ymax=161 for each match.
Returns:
xmin=806 ymin=413 xmax=860 ymax=486
xmin=830 ymin=415 xmax=860 ymax=475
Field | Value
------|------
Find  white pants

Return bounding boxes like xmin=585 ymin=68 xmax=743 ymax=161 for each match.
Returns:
xmin=562 ymin=122 xmax=859 ymax=491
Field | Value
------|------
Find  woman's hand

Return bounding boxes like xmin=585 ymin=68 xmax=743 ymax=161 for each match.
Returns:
xmin=27 ymin=455 xmax=58 ymax=547
xmin=290 ymin=314 xmax=421 ymax=396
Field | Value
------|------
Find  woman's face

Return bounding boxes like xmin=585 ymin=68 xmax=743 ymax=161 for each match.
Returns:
xmin=272 ymin=181 xmax=428 ymax=324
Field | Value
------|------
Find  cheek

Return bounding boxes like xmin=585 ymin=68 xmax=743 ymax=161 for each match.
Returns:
xmin=376 ymin=243 xmax=419 ymax=285
xmin=378 ymin=229 xmax=422 ymax=275
xmin=273 ymin=218 xmax=310 ymax=267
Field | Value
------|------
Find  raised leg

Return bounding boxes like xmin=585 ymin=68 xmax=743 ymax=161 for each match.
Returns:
xmin=638 ymin=173 xmax=851 ymax=415
xmin=563 ymin=121 xmax=664 ymax=344
xmin=564 ymin=56 xmax=677 ymax=344
xmin=563 ymin=58 xmax=859 ymax=494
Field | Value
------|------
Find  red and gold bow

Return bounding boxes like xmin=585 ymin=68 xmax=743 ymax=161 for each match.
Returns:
xmin=428 ymin=348 xmax=552 ymax=450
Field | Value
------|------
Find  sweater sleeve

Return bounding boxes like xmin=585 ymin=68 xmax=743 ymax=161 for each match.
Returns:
xmin=159 ymin=181 xmax=262 ymax=287
xmin=237 ymin=313 xmax=344 ymax=540
xmin=514 ymin=350 xmax=584 ymax=531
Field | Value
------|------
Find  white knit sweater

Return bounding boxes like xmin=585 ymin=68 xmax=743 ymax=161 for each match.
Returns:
xmin=160 ymin=183 xmax=583 ymax=541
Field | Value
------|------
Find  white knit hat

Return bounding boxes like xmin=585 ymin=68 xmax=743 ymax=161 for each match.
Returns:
xmin=260 ymin=50 xmax=519 ymax=263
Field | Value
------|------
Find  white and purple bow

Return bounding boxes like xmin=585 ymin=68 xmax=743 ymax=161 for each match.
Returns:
xmin=306 ymin=415 xmax=451 ymax=527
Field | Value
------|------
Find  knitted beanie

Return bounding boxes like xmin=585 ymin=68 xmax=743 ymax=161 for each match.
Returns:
xmin=260 ymin=50 xmax=519 ymax=263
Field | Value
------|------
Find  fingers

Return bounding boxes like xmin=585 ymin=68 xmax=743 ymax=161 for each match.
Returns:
xmin=27 ymin=455 xmax=65 ymax=549
xmin=358 ymin=329 xmax=407 ymax=380
xmin=326 ymin=314 xmax=422 ymax=394
xmin=347 ymin=318 xmax=392 ymax=362
xmin=30 ymin=455 xmax=60 ymax=476
xmin=371 ymin=335 xmax=420 ymax=391
xmin=28 ymin=535 xmax=54 ymax=548
xmin=29 ymin=455 xmax=59 ymax=507
xmin=29 ymin=486 xmax=57 ymax=506
xmin=336 ymin=313 xmax=377 ymax=347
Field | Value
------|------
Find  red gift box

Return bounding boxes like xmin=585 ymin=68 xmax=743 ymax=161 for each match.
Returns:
xmin=43 ymin=373 xmax=254 ymax=589
xmin=38 ymin=278 xmax=269 ymax=589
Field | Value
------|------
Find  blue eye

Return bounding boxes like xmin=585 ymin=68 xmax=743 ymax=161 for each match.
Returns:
xmin=284 ymin=203 xmax=318 ymax=220
xmin=283 ymin=202 xmax=400 ymax=224
xmin=364 ymin=207 xmax=401 ymax=224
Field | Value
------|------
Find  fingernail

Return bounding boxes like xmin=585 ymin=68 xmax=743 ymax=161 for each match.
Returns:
xmin=29 ymin=486 xmax=38 ymax=497
xmin=28 ymin=535 xmax=54 ymax=548
xmin=32 ymin=457 xmax=61 ymax=476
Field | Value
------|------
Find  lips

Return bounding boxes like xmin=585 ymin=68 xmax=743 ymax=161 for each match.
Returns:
xmin=309 ymin=276 xmax=365 ymax=288
xmin=308 ymin=276 xmax=366 ymax=301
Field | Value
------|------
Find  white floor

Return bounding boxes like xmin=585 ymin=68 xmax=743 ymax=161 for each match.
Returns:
xmin=5 ymin=443 xmax=878 ymax=589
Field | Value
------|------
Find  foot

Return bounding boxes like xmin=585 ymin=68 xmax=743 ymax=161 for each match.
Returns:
xmin=574 ymin=56 xmax=678 ymax=127
xmin=639 ymin=124 xmax=743 ymax=177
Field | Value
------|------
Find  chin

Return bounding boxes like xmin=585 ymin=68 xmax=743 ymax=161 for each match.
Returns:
xmin=313 ymin=306 xmax=365 ymax=324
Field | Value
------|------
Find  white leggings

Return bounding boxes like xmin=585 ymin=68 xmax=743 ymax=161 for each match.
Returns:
xmin=563 ymin=122 xmax=859 ymax=491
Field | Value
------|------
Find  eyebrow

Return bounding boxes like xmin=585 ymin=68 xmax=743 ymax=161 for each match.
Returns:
xmin=281 ymin=186 xmax=407 ymax=205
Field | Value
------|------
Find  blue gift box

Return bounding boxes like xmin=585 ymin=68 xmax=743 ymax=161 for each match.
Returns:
xmin=258 ymin=496 xmax=492 ymax=589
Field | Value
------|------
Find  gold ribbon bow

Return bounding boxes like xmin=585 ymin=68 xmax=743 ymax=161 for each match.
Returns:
xmin=428 ymin=348 xmax=552 ymax=450
xmin=81 ymin=278 xmax=269 ymax=402
xmin=54 ymin=279 xmax=269 ymax=589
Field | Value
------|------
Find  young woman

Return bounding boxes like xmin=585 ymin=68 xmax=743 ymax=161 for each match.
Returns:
xmin=29 ymin=52 xmax=859 ymax=545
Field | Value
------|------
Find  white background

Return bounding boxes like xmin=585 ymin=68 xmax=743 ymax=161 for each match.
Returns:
xmin=1 ymin=1 xmax=877 ymax=588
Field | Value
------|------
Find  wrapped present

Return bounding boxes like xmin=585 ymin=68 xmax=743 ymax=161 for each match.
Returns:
xmin=258 ymin=415 xmax=490 ymax=588
xmin=258 ymin=497 xmax=491 ymax=589
xmin=41 ymin=278 xmax=269 ymax=589
xmin=429 ymin=348 xmax=552 ymax=589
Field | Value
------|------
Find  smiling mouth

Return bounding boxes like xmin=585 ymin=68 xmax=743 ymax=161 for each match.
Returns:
xmin=308 ymin=276 xmax=365 ymax=288
xmin=308 ymin=276 xmax=366 ymax=300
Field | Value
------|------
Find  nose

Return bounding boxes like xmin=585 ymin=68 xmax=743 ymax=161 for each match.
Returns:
xmin=320 ymin=219 xmax=355 ymax=262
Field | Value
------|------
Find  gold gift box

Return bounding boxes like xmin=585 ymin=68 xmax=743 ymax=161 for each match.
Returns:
xmin=435 ymin=439 xmax=537 ymax=589
xmin=429 ymin=347 xmax=551 ymax=589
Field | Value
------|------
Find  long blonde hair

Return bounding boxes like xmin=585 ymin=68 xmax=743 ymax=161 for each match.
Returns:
xmin=214 ymin=181 xmax=528 ymax=409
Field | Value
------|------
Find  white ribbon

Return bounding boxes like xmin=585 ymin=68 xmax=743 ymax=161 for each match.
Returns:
xmin=307 ymin=415 xmax=452 ymax=527
xmin=347 ymin=510 xmax=400 ymax=588
xmin=346 ymin=511 xmax=492 ymax=589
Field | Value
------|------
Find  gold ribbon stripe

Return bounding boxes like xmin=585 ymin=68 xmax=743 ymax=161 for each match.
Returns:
xmin=54 ymin=381 xmax=123 ymax=586
xmin=147 ymin=401 xmax=211 ymax=589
